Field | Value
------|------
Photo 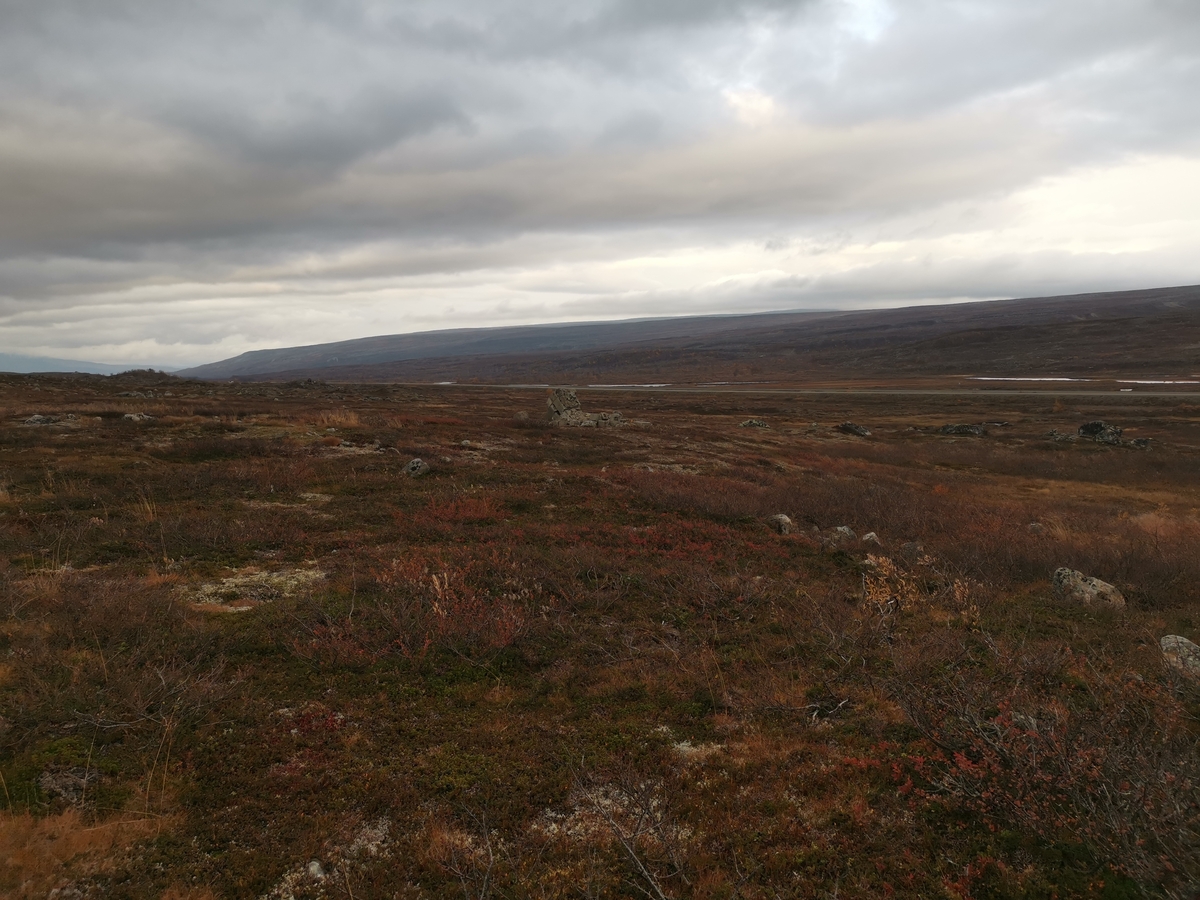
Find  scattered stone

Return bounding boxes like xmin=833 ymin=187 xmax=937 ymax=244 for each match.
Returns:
xmin=23 ymin=414 xmax=58 ymax=425
xmin=939 ymin=424 xmax=986 ymax=436
xmin=117 ymin=391 xmax=146 ymax=398
xmin=1051 ymin=567 xmax=1125 ymax=609
xmin=306 ymin=861 xmax=327 ymax=880
xmin=837 ymin=422 xmax=871 ymax=437
xmin=1160 ymin=635 xmax=1200 ymax=678
xmin=1129 ymin=438 xmax=1152 ymax=449
xmin=766 ymin=514 xmax=793 ymax=535
xmin=405 ymin=458 xmax=431 ymax=477
xmin=834 ymin=525 xmax=856 ymax=541
xmin=1046 ymin=429 xmax=1078 ymax=443
xmin=547 ymin=388 xmax=626 ymax=427
xmin=862 ymin=532 xmax=881 ymax=545
xmin=739 ymin=418 xmax=769 ymax=428
xmin=123 ymin=412 xmax=154 ymax=422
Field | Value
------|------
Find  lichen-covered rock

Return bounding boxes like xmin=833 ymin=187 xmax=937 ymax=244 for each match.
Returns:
xmin=1161 ymin=635 xmax=1200 ymax=677
xmin=766 ymin=514 xmax=793 ymax=535
xmin=1079 ymin=421 xmax=1122 ymax=444
xmin=1051 ymin=567 xmax=1125 ymax=608
xmin=547 ymin=388 xmax=625 ymax=427
xmin=405 ymin=458 xmax=430 ymax=477
xmin=740 ymin=418 xmax=768 ymax=428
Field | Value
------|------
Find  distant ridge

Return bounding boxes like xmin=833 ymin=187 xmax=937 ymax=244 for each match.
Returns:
xmin=177 ymin=285 xmax=1200 ymax=383
xmin=175 ymin=309 xmax=836 ymax=380
xmin=0 ymin=352 xmax=149 ymax=376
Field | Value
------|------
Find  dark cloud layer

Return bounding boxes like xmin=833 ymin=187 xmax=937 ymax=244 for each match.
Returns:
xmin=0 ymin=0 xmax=1198 ymax=366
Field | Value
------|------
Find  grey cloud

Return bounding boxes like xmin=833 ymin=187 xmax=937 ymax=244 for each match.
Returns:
xmin=0 ymin=0 xmax=1197 ymax=365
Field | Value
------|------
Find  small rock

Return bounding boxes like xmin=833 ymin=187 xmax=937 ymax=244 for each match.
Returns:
xmin=862 ymin=532 xmax=880 ymax=545
xmin=1046 ymin=429 xmax=1078 ymax=443
xmin=740 ymin=418 xmax=769 ymax=428
xmin=1051 ymin=567 xmax=1125 ymax=608
xmin=899 ymin=541 xmax=923 ymax=558
xmin=766 ymin=514 xmax=793 ymax=535
xmin=306 ymin=860 xmax=327 ymax=880
xmin=1128 ymin=438 xmax=1151 ymax=449
xmin=833 ymin=525 xmax=856 ymax=542
xmin=404 ymin=458 xmax=430 ymax=477
xmin=1160 ymin=635 xmax=1200 ymax=677
xmin=939 ymin=424 xmax=986 ymax=436
xmin=123 ymin=412 xmax=154 ymax=422
xmin=23 ymin=414 xmax=57 ymax=425
xmin=837 ymin=422 xmax=871 ymax=437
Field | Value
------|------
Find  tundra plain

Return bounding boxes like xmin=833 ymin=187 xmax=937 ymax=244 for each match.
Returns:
xmin=2 ymin=371 xmax=1199 ymax=899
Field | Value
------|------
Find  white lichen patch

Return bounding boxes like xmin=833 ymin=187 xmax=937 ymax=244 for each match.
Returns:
xmin=531 ymin=780 xmax=691 ymax=849
xmin=181 ymin=565 xmax=324 ymax=611
xmin=672 ymin=740 xmax=724 ymax=763
xmin=258 ymin=818 xmax=391 ymax=900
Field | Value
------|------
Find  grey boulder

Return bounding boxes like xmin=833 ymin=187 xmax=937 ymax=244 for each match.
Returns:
xmin=1161 ymin=635 xmax=1200 ymax=677
xmin=766 ymin=514 xmax=793 ymax=535
xmin=1051 ymin=567 xmax=1125 ymax=608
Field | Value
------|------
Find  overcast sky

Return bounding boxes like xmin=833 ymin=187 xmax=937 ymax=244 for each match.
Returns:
xmin=2 ymin=0 xmax=1199 ymax=367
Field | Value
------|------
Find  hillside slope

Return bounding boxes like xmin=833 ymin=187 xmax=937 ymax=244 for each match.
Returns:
xmin=179 ymin=284 xmax=1200 ymax=383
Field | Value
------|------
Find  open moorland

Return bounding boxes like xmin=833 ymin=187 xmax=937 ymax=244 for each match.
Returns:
xmin=2 ymin=370 xmax=1200 ymax=899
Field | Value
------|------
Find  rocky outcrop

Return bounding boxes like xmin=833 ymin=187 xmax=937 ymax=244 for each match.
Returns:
xmin=1161 ymin=635 xmax=1200 ymax=678
xmin=1051 ymin=567 xmax=1125 ymax=608
xmin=940 ymin=424 xmax=986 ymax=436
xmin=1079 ymin=421 xmax=1122 ymax=444
xmin=547 ymin=389 xmax=626 ymax=427
xmin=766 ymin=514 xmax=793 ymax=535
xmin=838 ymin=422 xmax=871 ymax=437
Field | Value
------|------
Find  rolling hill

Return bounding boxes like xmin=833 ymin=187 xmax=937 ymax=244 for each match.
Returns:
xmin=177 ymin=284 xmax=1200 ymax=383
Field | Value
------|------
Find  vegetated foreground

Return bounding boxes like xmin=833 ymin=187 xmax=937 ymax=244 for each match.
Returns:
xmin=2 ymin=371 xmax=1198 ymax=899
